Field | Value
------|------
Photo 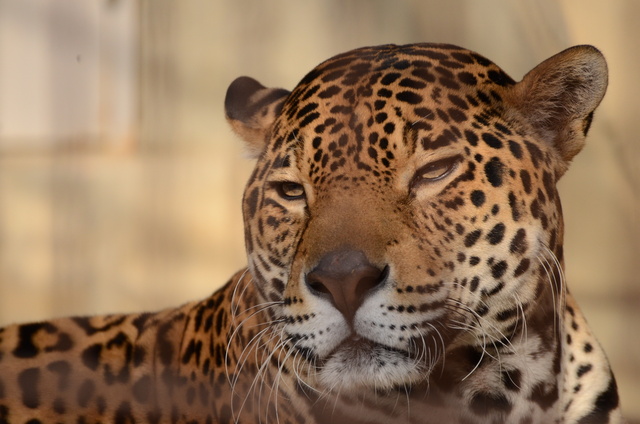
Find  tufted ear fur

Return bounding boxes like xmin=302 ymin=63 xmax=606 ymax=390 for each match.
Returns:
xmin=225 ymin=76 xmax=290 ymax=157
xmin=505 ymin=45 xmax=608 ymax=176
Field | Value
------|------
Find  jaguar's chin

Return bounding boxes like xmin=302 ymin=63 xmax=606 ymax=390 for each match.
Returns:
xmin=317 ymin=337 xmax=427 ymax=392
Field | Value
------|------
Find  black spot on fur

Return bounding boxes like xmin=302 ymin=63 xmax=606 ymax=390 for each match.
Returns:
xmin=501 ymin=369 xmax=522 ymax=391
xmin=299 ymin=111 xmax=320 ymax=127
xmin=133 ymin=346 xmax=147 ymax=367
xmin=524 ymin=141 xmax=543 ymax=168
xmin=470 ymin=391 xmax=512 ymax=415
xmin=508 ymin=140 xmax=523 ymax=159
xmin=542 ymin=171 xmax=556 ymax=202
xmin=448 ymin=108 xmax=467 ymax=122
xmin=487 ymin=69 xmax=514 ymax=86
xmin=494 ymin=122 xmax=512 ymax=135
xmin=131 ymin=313 xmax=153 ymax=335
xmin=577 ymin=364 xmax=593 ymax=378
xmin=576 ymin=377 xmax=619 ymax=423
xmin=520 ymin=170 xmax=532 ymax=194
xmin=529 ymin=382 xmax=558 ymax=411
xmin=491 ymin=260 xmax=508 ymax=279
xmin=245 ymin=187 xmax=259 ymax=218
xmin=296 ymin=102 xmax=318 ymax=119
xmin=486 ymin=223 xmax=505 ymax=245
xmin=508 ymin=192 xmax=521 ymax=221
xmin=81 ymin=344 xmax=102 ymax=371
xmin=318 ymin=85 xmax=341 ymax=98
xmin=114 ymin=401 xmax=135 ymax=424
xmin=464 ymin=230 xmax=482 ymax=247
xmin=396 ymin=91 xmax=423 ymax=105
xmin=381 ymin=72 xmax=401 ymax=85
xmin=384 ymin=122 xmax=395 ymax=134
xmin=376 ymin=88 xmax=391 ymax=98
xmin=457 ymin=71 xmax=477 ymax=86
xmin=215 ymin=308 xmax=227 ymax=334
xmin=448 ymin=94 xmax=468 ymax=109
xmin=13 ymin=323 xmax=56 ymax=358
xmin=470 ymin=190 xmax=485 ymax=207
xmin=484 ymin=157 xmax=504 ymax=187
xmin=182 ymin=339 xmax=203 ymax=366
xmin=496 ymin=306 xmax=519 ymax=322
xmin=18 ymin=368 xmax=40 ymax=408
xmin=469 ymin=276 xmax=480 ymax=291
xmin=510 ymin=229 xmax=528 ymax=254
xmin=464 ymin=130 xmax=478 ymax=146
xmin=484 ymin=282 xmax=505 ymax=296
xmin=400 ymin=77 xmax=426 ymax=89
xmin=155 ymin=315 xmax=184 ymax=367
xmin=482 ymin=133 xmax=503 ymax=149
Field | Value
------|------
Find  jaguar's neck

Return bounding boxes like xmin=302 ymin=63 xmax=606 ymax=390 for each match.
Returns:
xmin=301 ymin=270 xmax=567 ymax=423
xmin=180 ymin=269 xmax=315 ymax=423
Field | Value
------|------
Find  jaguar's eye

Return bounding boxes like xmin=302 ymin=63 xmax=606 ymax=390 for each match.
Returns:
xmin=275 ymin=181 xmax=305 ymax=200
xmin=411 ymin=156 xmax=461 ymax=189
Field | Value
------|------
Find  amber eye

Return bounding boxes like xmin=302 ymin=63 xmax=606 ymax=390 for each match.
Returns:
xmin=275 ymin=181 xmax=305 ymax=200
xmin=411 ymin=156 xmax=460 ymax=189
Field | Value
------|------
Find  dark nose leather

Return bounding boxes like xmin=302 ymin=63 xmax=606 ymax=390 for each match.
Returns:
xmin=305 ymin=250 xmax=388 ymax=322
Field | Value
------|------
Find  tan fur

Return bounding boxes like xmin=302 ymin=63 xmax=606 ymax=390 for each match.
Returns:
xmin=0 ymin=43 xmax=623 ymax=424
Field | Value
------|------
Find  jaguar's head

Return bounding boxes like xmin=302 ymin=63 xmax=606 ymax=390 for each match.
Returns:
xmin=225 ymin=43 xmax=607 ymax=393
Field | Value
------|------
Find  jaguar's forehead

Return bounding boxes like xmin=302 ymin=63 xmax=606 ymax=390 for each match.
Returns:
xmin=271 ymin=43 xmax=515 ymax=153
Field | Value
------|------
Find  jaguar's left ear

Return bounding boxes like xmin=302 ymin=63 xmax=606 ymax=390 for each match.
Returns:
xmin=225 ymin=76 xmax=290 ymax=158
xmin=504 ymin=45 xmax=608 ymax=176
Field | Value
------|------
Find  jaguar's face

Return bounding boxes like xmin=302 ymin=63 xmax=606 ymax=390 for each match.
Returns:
xmin=226 ymin=43 xmax=607 ymax=393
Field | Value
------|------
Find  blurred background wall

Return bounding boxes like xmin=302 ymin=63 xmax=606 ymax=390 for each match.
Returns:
xmin=0 ymin=0 xmax=638 ymax=418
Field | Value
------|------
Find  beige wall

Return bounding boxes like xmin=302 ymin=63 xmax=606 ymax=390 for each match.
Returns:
xmin=0 ymin=0 xmax=638 ymax=419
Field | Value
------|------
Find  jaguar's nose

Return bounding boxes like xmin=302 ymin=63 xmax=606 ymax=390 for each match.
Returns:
xmin=305 ymin=250 xmax=388 ymax=323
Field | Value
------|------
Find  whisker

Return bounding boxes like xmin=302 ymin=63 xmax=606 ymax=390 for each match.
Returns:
xmin=426 ymin=323 xmax=445 ymax=376
xmin=238 ymin=330 xmax=290 ymax=424
xmin=229 ymin=325 xmax=278 ymax=420
xmin=291 ymin=347 xmax=321 ymax=396
xmin=225 ymin=304 xmax=282 ymax=385
xmin=445 ymin=299 xmax=516 ymax=356
xmin=231 ymin=270 xmax=260 ymax=329
xmin=543 ymin=244 xmax=567 ymax=312
xmin=537 ymin=249 xmax=560 ymax=337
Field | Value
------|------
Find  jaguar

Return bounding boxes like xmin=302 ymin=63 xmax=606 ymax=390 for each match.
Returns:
xmin=0 ymin=43 xmax=624 ymax=423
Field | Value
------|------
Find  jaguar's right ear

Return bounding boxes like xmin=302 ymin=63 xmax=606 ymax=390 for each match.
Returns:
xmin=225 ymin=76 xmax=290 ymax=157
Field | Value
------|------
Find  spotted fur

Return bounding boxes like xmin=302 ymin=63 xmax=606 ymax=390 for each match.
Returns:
xmin=0 ymin=43 xmax=624 ymax=423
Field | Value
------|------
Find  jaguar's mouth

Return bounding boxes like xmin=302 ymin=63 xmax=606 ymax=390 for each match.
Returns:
xmin=332 ymin=334 xmax=373 ymax=350
xmin=318 ymin=333 xmax=401 ymax=362
xmin=333 ymin=334 xmax=406 ymax=357
xmin=316 ymin=334 xmax=427 ymax=392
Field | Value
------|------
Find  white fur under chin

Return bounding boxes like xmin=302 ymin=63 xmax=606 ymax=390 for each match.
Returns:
xmin=317 ymin=342 xmax=426 ymax=392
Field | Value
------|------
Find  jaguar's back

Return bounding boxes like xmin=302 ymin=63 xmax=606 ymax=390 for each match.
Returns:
xmin=0 ymin=43 xmax=625 ymax=424
xmin=0 ymin=271 xmax=308 ymax=423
